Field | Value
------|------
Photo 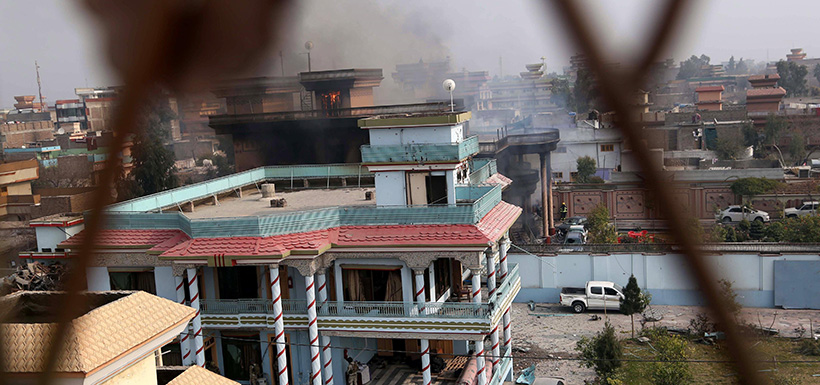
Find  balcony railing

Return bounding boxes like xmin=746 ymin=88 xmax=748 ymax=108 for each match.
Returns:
xmin=201 ymin=263 xmax=519 ymax=320
xmin=360 ymin=136 xmax=479 ymax=164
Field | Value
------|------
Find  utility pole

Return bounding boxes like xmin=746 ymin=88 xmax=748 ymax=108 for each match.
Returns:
xmin=279 ymin=51 xmax=285 ymax=76
xmin=35 ymin=61 xmax=47 ymax=112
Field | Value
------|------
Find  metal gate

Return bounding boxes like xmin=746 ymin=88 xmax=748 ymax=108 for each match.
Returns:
xmin=774 ymin=260 xmax=820 ymax=309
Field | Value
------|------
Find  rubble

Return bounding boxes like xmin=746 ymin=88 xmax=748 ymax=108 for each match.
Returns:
xmin=1 ymin=262 xmax=66 ymax=295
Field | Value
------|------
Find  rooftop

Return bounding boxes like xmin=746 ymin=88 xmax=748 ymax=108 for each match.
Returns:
xmin=358 ymin=111 xmax=472 ymax=129
xmin=168 ymin=366 xmax=240 ymax=385
xmin=1 ymin=291 xmax=194 ymax=374
xmin=185 ymin=187 xmax=375 ymax=219
xmin=746 ymin=87 xmax=787 ymax=98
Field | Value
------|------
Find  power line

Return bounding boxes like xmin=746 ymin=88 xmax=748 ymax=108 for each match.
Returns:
xmin=173 ymin=330 xmax=820 ymax=364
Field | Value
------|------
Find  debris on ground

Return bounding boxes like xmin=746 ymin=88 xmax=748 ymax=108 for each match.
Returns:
xmin=588 ymin=314 xmax=600 ymax=321
xmin=0 ymin=262 xmax=66 ymax=295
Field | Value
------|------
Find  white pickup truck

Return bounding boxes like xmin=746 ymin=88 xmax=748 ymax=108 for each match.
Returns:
xmin=559 ymin=281 xmax=624 ymax=313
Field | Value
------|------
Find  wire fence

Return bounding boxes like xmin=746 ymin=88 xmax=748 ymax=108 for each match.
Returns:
xmin=0 ymin=1 xmax=771 ymax=384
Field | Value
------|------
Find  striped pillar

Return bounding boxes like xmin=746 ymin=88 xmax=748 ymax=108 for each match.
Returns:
xmin=186 ymin=268 xmax=205 ymax=367
xmin=269 ymin=265 xmax=290 ymax=385
xmin=471 ymin=272 xmax=485 ymax=385
xmin=471 ymin=269 xmax=482 ymax=304
xmin=486 ymin=250 xmax=497 ymax=298
xmin=490 ymin=322 xmax=500 ymax=368
xmin=475 ymin=339 xmax=487 ymax=385
xmin=503 ymin=307 xmax=512 ymax=353
xmin=316 ymin=272 xmax=334 ymax=385
xmin=414 ymin=270 xmax=431 ymax=385
xmin=305 ymin=274 xmax=323 ymax=385
xmin=499 ymin=238 xmax=510 ymax=282
xmin=174 ymin=275 xmax=193 ymax=366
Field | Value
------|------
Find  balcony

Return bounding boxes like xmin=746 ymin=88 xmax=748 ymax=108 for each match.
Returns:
xmin=360 ymin=136 xmax=479 ymax=164
xmin=200 ymin=264 xmax=520 ymax=334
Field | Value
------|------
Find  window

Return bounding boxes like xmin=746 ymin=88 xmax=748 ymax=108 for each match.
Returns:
xmin=218 ymin=266 xmax=259 ymax=299
xmin=552 ymin=172 xmax=563 ymax=179
xmin=222 ymin=332 xmax=262 ymax=381
xmin=729 ymin=207 xmax=742 ymax=213
xmin=600 ymin=144 xmax=614 ymax=152
xmin=570 ymin=172 xmax=579 ymax=182
xmin=109 ymin=269 xmax=156 ymax=294
xmin=590 ymin=286 xmax=602 ymax=295
xmin=604 ymin=287 xmax=619 ymax=296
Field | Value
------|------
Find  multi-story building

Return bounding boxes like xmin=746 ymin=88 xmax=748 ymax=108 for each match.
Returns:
xmin=0 ymin=159 xmax=40 ymax=221
xmin=55 ymin=111 xmax=521 ymax=385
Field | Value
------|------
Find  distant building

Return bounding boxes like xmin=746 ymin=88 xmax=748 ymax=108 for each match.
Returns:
xmin=209 ymin=69 xmax=456 ymax=171
xmin=0 ymin=159 xmax=40 ymax=221
xmin=695 ymin=85 xmax=724 ymax=111
xmin=746 ymin=73 xmax=787 ymax=116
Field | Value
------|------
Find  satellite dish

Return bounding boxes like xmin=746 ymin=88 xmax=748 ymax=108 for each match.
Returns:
xmin=442 ymin=79 xmax=456 ymax=92
xmin=57 ymin=128 xmax=65 ymax=135
xmin=305 ymin=41 xmax=314 ymax=51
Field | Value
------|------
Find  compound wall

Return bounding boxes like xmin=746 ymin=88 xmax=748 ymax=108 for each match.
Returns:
xmin=510 ymin=252 xmax=820 ymax=309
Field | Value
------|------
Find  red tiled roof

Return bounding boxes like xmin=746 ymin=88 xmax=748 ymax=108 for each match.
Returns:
xmin=746 ymin=87 xmax=787 ymax=98
xmin=160 ymin=202 xmax=522 ymax=258
xmin=485 ymin=173 xmax=512 ymax=188
xmin=147 ymin=231 xmax=192 ymax=254
xmin=59 ymin=229 xmax=188 ymax=249
xmin=695 ymin=86 xmax=724 ymax=92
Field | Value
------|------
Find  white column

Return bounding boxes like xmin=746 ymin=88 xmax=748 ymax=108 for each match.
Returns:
xmin=485 ymin=250 xmax=497 ymax=299
xmin=428 ymin=262 xmax=437 ymax=302
xmin=471 ymin=272 xmax=485 ymax=385
xmin=186 ymin=268 xmax=205 ymax=367
xmin=305 ymin=274 xmax=323 ymax=385
xmin=503 ymin=307 xmax=512 ymax=353
xmin=475 ymin=339 xmax=487 ymax=385
xmin=499 ymin=237 xmax=510 ymax=282
xmin=316 ymin=272 xmax=334 ymax=385
xmin=269 ymin=265 xmax=290 ymax=385
xmin=174 ymin=275 xmax=193 ymax=366
xmin=414 ymin=270 xmax=431 ymax=385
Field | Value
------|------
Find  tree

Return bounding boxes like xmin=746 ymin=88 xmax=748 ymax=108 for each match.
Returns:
xmin=550 ymin=78 xmax=571 ymax=109
xmin=763 ymin=113 xmax=789 ymax=166
xmin=727 ymin=56 xmax=736 ymax=73
xmin=650 ymin=334 xmax=691 ymax=385
xmin=576 ymin=322 xmax=622 ymax=380
xmin=814 ymin=64 xmax=820 ymax=84
xmin=734 ymin=58 xmax=749 ymax=75
xmin=718 ymin=279 xmax=742 ymax=321
xmin=117 ymin=98 xmax=179 ymax=200
xmin=776 ymin=60 xmax=808 ymax=97
xmin=587 ymin=204 xmax=618 ymax=244
xmin=620 ymin=275 xmax=652 ymax=338
xmin=573 ymin=67 xmax=599 ymax=113
xmin=729 ymin=177 xmax=781 ymax=206
xmin=576 ymin=156 xmax=597 ymax=183
xmin=676 ymin=54 xmax=710 ymax=80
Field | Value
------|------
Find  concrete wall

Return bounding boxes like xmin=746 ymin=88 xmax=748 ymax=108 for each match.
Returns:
xmin=509 ymin=252 xmax=820 ymax=308
xmin=369 ymin=124 xmax=463 ymax=146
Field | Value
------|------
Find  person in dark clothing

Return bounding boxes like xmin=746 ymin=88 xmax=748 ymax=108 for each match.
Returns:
xmin=560 ymin=202 xmax=568 ymax=220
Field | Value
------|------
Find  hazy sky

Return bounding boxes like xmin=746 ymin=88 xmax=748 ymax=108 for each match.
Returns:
xmin=1 ymin=0 xmax=819 ymax=106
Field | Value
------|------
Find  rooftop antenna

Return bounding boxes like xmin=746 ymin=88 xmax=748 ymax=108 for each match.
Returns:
xmin=304 ymin=41 xmax=314 ymax=72
xmin=35 ymin=61 xmax=47 ymax=112
xmin=443 ymin=79 xmax=456 ymax=112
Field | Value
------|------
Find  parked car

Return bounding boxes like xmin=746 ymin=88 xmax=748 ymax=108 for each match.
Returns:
xmin=556 ymin=216 xmax=587 ymax=235
xmin=715 ymin=205 xmax=770 ymax=223
xmin=559 ymin=281 xmax=624 ymax=313
xmin=784 ymin=201 xmax=819 ymax=218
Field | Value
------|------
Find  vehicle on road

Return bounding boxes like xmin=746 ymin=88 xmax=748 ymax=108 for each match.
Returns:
xmin=556 ymin=216 xmax=587 ymax=235
xmin=560 ymin=281 xmax=624 ymax=313
xmin=715 ymin=205 xmax=770 ymax=223
xmin=784 ymin=201 xmax=819 ymax=218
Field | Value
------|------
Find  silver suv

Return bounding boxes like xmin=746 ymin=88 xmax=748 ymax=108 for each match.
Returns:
xmin=785 ymin=201 xmax=819 ymax=218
